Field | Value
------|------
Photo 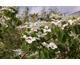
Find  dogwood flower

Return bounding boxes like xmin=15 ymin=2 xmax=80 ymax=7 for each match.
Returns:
xmin=47 ymin=42 xmax=57 ymax=50
xmin=25 ymin=36 xmax=36 ymax=44
xmin=43 ymin=26 xmax=51 ymax=32
xmin=31 ymin=26 xmax=39 ymax=32
xmin=13 ymin=49 xmax=22 ymax=55
xmin=22 ymin=35 xmax=27 ymax=38
xmin=68 ymin=20 xmax=74 ymax=25
xmin=42 ymin=42 xmax=48 ymax=46
xmin=36 ymin=32 xmax=44 ymax=37
xmin=63 ymin=23 xmax=68 ymax=28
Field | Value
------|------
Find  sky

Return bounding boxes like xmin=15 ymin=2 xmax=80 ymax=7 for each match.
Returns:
xmin=19 ymin=6 xmax=80 ymax=15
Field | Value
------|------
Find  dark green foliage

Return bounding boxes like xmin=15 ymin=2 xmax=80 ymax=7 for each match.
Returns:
xmin=0 ymin=13 xmax=2 ymax=18
xmin=62 ymin=21 xmax=67 ymax=25
xmin=39 ymin=50 xmax=44 ymax=59
xmin=57 ymin=44 xmax=66 ymax=53
xmin=57 ymin=28 xmax=64 ymax=41
xmin=31 ymin=45 xmax=36 ymax=53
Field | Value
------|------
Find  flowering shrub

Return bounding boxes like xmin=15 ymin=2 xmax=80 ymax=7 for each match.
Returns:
xmin=16 ymin=12 xmax=80 ymax=59
xmin=0 ymin=6 xmax=80 ymax=59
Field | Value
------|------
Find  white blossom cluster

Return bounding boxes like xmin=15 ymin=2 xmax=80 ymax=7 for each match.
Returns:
xmin=22 ymin=35 xmax=40 ymax=44
xmin=50 ymin=14 xmax=80 ymax=30
xmin=42 ymin=42 xmax=57 ymax=50
xmin=16 ymin=13 xmax=80 ymax=50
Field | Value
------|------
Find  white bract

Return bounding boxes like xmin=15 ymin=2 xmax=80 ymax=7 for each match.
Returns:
xmin=47 ymin=42 xmax=57 ymax=50
xmin=22 ymin=35 xmax=27 ymax=38
xmin=13 ymin=49 xmax=22 ymax=55
xmin=36 ymin=32 xmax=44 ymax=37
xmin=22 ymin=35 xmax=36 ymax=44
xmin=68 ymin=20 xmax=74 ymax=25
xmin=25 ymin=36 xmax=36 ymax=44
xmin=43 ymin=26 xmax=51 ymax=32
xmin=42 ymin=42 xmax=48 ymax=46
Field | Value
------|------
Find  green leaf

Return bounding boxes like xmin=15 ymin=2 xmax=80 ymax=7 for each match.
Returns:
xmin=49 ymin=51 xmax=56 ymax=59
xmin=71 ymin=26 xmax=75 ymax=33
xmin=16 ymin=20 xmax=22 ymax=26
xmin=58 ymin=29 xmax=64 ymax=38
xmin=75 ymin=25 xmax=80 ymax=34
xmin=0 ymin=13 xmax=2 ymax=18
xmin=39 ymin=50 xmax=44 ymax=59
xmin=78 ymin=35 xmax=80 ymax=39
xmin=64 ymin=29 xmax=69 ymax=38
xmin=31 ymin=33 xmax=38 ymax=37
xmin=27 ymin=28 xmax=31 ymax=31
xmin=26 ymin=45 xmax=29 ymax=52
xmin=44 ymin=50 xmax=47 ymax=58
xmin=76 ymin=26 xmax=79 ymax=34
xmin=53 ymin=35 xmax=57 ymax=40
xmin=22 ymin=43 xmax=27 ymax=51
xmin=55 ymin=27 xmax=59 ymax=34
xmin=62 ymin=21 xmax=67 ymax=25
xmin=62 ymin=35 xmax=66 ymax=43
xmin=68 ymin=37 xmax=73 ymax=44
xmin=0 ymin=35 xmax=3 ymax=39
xmin=0 ymin=29 xmax=2 ymax=33
xmin=73 ymin=39 xmax=79 ymax=46
xmin=57 ymin=29 xmax=64 ymax=41
xmin=0 ymin=23 xmax=1 ymax=27
xmin=40 ymin=38 xmax=46 ymax=42
xmin=44 ymin=50 xmax=50 ymax=59
xmin=31 ymin=45 xmax=36 ymax=53
xmin=72 ymin=17 xmax=76 ymax=19
xmin=46 ymin=32 xmax=51 ymax=38
xmin=57 ymin=44 xmax=66 ymax=52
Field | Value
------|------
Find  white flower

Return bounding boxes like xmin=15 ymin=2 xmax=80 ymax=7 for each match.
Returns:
xmin=43 ymin=26 xmax=51 ymax=32
xmin=31 ymin=26 xmax=38 ymax=32
xmin=43 ymin=32 xmax=47 ymax=36
xmin=22 ymin=35 xmax=27 ymax=38
xmin=47 ymin=42 xmax=57 ymax=50
xmin=51 ymin=20 xmax=61 ymax=26
xmin=29 ymin=51 xmax=38 ymax=57
xmin=57 ymin=22 xmax=62 ymax=27
xmin=77 ymin=17 xmax=80 ymax=20
xmin=5 ymin=25 xmax=8 ymax=27
xmin=51 ymin=21 xmax=58 ymax=25
xmin=63 ymin=23 xmax=68 ymax=28
xmin=55 ymin=51 xmax=60 ymax=53
xmin=36 ymin=32 xmax=44 ymax=37
xmin=70 ymin=31 xmax=78 ymax=39
xmin=25 ymin=36 xmax=36 ymax=44
xmin=61 ymin=23 xmax=68 ymax=30
xmin=68 ymin=20 xmax=74 ymax=25
xmin=50 ymin=14 xmax=59 ymax=19
xmin=42 ymin=42 xmax=48 ymax=46
xmin=34 ymin=37 xmax=40 ymax=40
xmin=13 ymin=49 xmax=22 ymax=55
xmin=70 ymin=31 xmax=75 ymax=36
